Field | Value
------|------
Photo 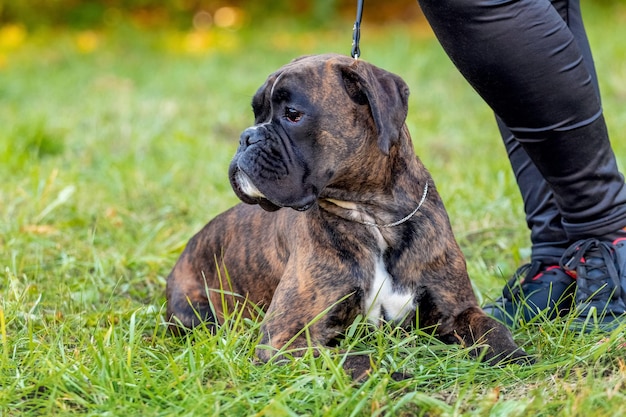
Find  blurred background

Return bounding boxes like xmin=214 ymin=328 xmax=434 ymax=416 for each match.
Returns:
xmin=1 ymin=0 xmax=621 ymax=28
xmin=1 ymin=1 xmax=621 ymax=65
xmin=0 ymin=0 xmax=423 ymax=29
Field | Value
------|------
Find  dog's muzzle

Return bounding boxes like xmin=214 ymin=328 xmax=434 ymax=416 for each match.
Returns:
xmin=234 ymin=170 xmax=266 ymax=199
xmin=228 ymin=125 xmax=318 ymax=212
xmin=229 ymin=164 xmax=283 ymax=212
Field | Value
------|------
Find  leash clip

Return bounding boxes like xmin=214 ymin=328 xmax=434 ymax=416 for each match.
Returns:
xmin=351 ymin=0 xmax=364 ymax=59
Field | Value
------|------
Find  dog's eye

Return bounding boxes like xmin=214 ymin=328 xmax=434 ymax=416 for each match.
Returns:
xmin=284 ymin=107 xmax=303 ymax=123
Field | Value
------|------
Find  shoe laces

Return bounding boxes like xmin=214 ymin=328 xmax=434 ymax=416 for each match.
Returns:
xmin=502 ymin=261 xmax=561 ymax=300
xmin=560 ymin=239 xmax=621 ymax=302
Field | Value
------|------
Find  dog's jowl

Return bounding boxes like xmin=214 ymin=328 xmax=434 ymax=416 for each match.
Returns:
xmin=166 ymin=54 xmax=530 ymax=375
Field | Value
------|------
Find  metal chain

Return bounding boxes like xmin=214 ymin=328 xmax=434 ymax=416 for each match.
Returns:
xmin=351 ymin=0 xmax=364 ymax=59
xmin=358 ymin=182 xmax=429 ymax=228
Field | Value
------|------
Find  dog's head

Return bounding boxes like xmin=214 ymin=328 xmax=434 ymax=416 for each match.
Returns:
xmin=229 ymin=54 xmax=410 ymax=211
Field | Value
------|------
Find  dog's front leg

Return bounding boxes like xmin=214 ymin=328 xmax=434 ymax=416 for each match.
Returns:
xmin=254 ymin=262 xmax=371 ymax=375
xmin=438 ymin=306 xmax=533 ymax=365
xmin=256 ymin=280 xmax=360 ymax=361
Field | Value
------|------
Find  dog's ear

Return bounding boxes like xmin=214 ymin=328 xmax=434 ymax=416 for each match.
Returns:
xmin=251 ymin=70 xmax=283 ymax=124
xmin=339 ymin=61 xmax=410 ymax=154
xmin=290 ymin=55 xmax=313 ymax=63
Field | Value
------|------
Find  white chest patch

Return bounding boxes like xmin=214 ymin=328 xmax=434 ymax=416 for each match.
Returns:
xmin=363 ymin=256 xmax=415 ymax=324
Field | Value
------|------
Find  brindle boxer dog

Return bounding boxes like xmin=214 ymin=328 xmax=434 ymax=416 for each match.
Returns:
xmin=166 ymin=54 xmax=530 ymax=378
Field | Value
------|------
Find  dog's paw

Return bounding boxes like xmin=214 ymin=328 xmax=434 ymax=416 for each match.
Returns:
xmin=389 ymin=371 xmax=412 ymax=381
xmin=485 ymin=346 xmax=535 ymax=366
xmin=342 ymin=354 xmax=373 ymax=381
xmin=342 ymin=354 xmax=413 ymax=381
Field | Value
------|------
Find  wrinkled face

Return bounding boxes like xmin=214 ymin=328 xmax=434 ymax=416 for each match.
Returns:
xmin=228 ymin=54 xmax=409 ymax=211
xmin=228 ymin=57 xmax=351 ymax=211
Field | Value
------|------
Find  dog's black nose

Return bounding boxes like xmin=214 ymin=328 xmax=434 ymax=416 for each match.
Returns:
xmin=240 ymin=127 xmax=262 ymax=146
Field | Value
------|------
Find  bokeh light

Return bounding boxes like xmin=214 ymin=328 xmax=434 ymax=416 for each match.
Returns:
xmin=213 ymin=7 xmax=243 ymax=29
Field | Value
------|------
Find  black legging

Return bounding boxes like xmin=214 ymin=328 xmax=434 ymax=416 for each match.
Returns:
xmin=418 ymin=0 xmax=626 ymax=264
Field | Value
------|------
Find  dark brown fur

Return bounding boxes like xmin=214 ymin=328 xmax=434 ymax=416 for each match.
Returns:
xmin=166 ymin=54 xmax=530 ymax=376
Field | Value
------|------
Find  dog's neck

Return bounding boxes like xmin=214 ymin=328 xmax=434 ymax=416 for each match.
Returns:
xmin=320 ymin=182 xmax=428 ymax=229
xmin=321 ymin=181 xmax=428 ymax=228
xmin=318 ymin=127 xmax=431 ymax=229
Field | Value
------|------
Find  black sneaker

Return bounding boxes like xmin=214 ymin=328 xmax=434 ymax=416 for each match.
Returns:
xmin=560 ymin=237 xmax=626 ymax=331
xmin=483 ymin=261 xmax=576 ymax=327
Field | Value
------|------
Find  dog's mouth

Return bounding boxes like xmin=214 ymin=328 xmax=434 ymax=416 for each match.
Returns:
xmin=229 ymin=168 xmax=282 ymax=212
xmin=229 ymin=165 xmax=316 ymax=212
xmin=234 ymin=170 xmax=265 ymax=200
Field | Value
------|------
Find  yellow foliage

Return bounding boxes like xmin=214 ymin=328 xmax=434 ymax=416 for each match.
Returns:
xmin=163 ymin=28 xmax=239 ymax=55
xmin=184 ymin=30 xmax=214 ymax=54
xmin=75 ymin=30 xmax=99 ymax=53
xmin=0 ymin=24 xmax=27 ymax=50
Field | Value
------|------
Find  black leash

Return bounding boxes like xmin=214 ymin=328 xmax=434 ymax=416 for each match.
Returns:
xmin=351 ymin=0 xmax=364 ymax=59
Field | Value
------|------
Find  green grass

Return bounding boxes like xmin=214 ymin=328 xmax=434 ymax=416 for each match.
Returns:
xmin=2 ymin=3 xmax=626 ymax=416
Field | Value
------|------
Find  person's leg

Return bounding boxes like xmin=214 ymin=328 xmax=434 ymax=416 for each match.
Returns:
xmin=498 ymin=116 xmax=569 ymax=266
xmin=489 ymin=117 xmax=577 ymax=326
xmin=417 ymin=0 xmax=626 ymax=232
xmin=417 ymin=0 xmax=626 ymax=326
xmin=485 ymin=0 xmax=594 ymax=325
